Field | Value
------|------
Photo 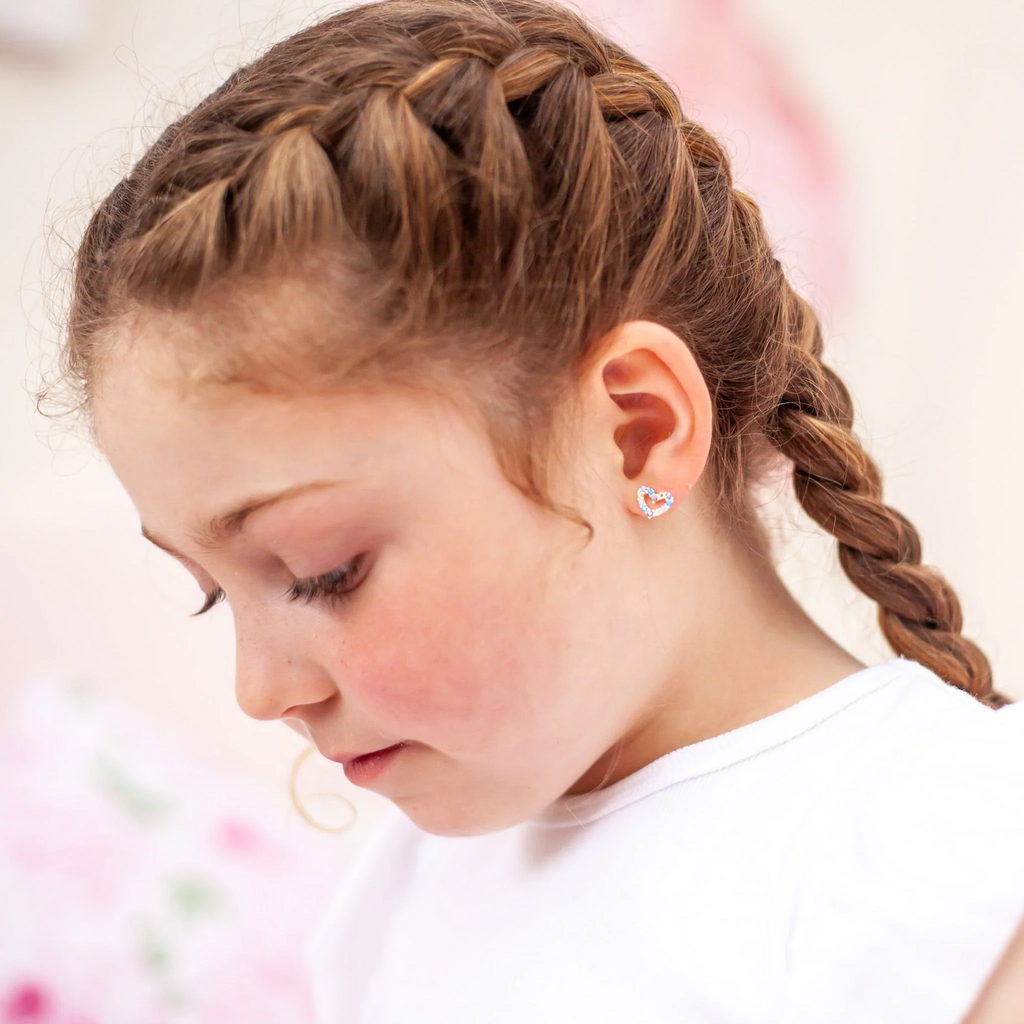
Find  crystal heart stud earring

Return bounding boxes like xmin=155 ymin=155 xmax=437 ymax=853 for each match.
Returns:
xmin=637 ymin=485 xmax=675 ymax=519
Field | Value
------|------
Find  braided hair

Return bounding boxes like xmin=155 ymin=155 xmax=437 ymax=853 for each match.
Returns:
xmin=58 ymin=0 xmax=1006 ymax=705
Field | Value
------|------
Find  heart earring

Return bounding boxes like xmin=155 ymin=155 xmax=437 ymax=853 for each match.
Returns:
xmin=636 ymin=485 xmax=675 ymax=519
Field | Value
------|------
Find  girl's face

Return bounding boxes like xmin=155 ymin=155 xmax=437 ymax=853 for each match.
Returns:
xmin=94 ymin=325 xmax=666 ymax=836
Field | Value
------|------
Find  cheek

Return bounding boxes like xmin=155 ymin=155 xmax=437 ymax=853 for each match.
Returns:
xmin=333 ymin=552 xmax=568 ymax=747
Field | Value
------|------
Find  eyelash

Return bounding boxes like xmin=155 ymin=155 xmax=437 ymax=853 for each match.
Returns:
xmin=287 ymin=553 xmax=370 ymax=606
xmin=191 ymin=553 xmax=370 ymax=616
xmin=192 ymin=589 xmax=226 ymax=617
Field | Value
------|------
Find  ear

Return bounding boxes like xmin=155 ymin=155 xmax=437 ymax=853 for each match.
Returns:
xmin=579 ymin=320 xmax=713 ymax=516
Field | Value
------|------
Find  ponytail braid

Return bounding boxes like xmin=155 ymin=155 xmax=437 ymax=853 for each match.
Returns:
xmin=766 ymin=284 xmax=1007 ymax=707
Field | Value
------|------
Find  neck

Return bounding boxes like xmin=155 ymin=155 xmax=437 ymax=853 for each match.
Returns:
xmin=568 ymin=503 xmax=864 ymax=795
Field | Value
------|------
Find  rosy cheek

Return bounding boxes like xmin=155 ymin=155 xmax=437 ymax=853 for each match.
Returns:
xmin=332 ymin=573 xmax=544 ymax=740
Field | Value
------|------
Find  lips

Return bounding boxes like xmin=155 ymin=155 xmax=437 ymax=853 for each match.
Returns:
xmin=329 ymin=743 xmax=406 ymax=767
xmin=330 ymin=742 xmax=409 ymax=786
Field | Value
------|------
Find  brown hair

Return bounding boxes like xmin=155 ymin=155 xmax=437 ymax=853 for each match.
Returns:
xmin=56 ymin=0 xmax=1006 ymax=705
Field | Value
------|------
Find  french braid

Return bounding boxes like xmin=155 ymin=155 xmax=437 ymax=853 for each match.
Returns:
xmin=57 ymin=0 xmax=1003 ymax=704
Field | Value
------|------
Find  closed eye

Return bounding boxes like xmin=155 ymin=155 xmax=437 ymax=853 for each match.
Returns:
xmin=287 ymin=552 xmax=371 ymax=606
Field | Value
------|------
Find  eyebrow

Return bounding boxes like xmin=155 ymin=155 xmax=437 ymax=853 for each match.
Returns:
xmin=140 ymin=479 xmax=348 ymax=556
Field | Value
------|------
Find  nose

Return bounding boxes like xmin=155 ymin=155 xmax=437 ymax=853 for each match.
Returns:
xmin=233 ymin=616 xmax=338 ymax=722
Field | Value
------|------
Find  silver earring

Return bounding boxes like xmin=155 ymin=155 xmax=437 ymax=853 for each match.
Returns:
xmin=636 ymin=485 xmax=674 ymax=519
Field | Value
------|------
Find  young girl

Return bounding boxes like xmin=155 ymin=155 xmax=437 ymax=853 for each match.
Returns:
xmin=57 ymin=0 xmax=1024 ymax=1020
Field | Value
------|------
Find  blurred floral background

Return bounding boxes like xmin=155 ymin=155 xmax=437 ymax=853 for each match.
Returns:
xmin=1 ymin=0 xmax=1022 ymax=1019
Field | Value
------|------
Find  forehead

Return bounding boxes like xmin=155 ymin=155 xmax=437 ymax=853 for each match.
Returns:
xmin=92 ymin=320 xmax=490 ymax=547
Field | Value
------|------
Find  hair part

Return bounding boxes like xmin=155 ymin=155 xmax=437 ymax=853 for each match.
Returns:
xmin=53 ymin=0 xmax=1006 ymax=705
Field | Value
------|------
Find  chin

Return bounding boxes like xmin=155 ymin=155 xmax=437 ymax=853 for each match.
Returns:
xmin=393 ymin=792 xmax=545 ymax=838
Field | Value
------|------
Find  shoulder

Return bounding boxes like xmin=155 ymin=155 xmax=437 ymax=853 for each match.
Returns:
xmin=826 ymin=657 xmax=1024 ymax=797
xmin=863 ymin=658 xmax=1024 ymax=811
xmin=782 ymin=659 xmax=1024 ymax=1023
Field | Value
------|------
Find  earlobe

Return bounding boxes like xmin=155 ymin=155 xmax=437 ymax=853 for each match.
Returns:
xmin=636 ymin=484 xmax=683 ymax=519
xmin=588 ymin=321 xmax=713 ymax=514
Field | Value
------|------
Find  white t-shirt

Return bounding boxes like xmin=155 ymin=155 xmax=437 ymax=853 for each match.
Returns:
xmin=306 ymin=658 xmax=1024 ymax=1023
